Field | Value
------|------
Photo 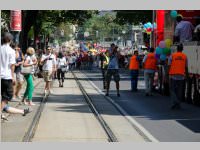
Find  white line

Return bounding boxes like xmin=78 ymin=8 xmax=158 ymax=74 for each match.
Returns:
xmin=82 ymin=72 xmax=159 ymax=142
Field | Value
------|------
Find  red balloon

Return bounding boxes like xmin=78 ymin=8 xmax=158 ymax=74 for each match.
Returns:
xmin=147 ymin=28 xmax=152 ymax=32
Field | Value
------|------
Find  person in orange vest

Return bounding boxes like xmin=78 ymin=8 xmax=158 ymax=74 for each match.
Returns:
xmin=168 ymin=43 xmax=188 ymax=109
xmin=129 ymin=50 xmax=140 ymax=92
xmin=143 ymin=47 xmax=157 ymax=96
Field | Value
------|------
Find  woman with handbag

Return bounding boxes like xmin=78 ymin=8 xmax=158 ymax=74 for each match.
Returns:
xmin=57 ymin=52 xmax=67 ymax=87
xmin=21 ymin=47 xmax=37 ymax=106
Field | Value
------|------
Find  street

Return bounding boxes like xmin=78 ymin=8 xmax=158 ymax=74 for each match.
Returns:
xmin=82 ymin=68 xmax=200 ymax=142
xmin=1 ymin=70 xmax=200 ymax=142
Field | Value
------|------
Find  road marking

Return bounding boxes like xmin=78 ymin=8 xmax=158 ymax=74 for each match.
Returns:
xmin=84 ymin=73 xmax=159 ymax=142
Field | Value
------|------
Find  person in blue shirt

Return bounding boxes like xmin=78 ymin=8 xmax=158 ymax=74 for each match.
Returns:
xmin=105 ymin=46 xmax=121 ymax=97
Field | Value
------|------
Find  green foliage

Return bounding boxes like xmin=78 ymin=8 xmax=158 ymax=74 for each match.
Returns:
xmin=114 ymin=10 xmax=153 ymax=25
xmin=81 ymin=13 xmax=124 ymax=42
xmin=1 ymin=10 xmax=10 ymax=32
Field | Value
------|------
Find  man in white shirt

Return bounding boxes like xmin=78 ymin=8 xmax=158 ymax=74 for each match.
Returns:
xmin=1 ymin=33 xmax=30 ymax=119
xmin=174 ymin=15 xmax=194 ymax=43
xmin=40 ymin=47 xmax=56 ymax=95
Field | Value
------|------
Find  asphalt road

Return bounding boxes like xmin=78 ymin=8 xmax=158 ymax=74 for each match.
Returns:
xmin=82 ymin=67 xmax=200 ymax=142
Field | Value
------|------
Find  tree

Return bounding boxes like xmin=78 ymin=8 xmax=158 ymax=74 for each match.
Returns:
xmin=1 ymin=10 xmax=97 ymax=51
xmin=80 ymin=13 xmax=124 ymax=42
xmin=114 ymin=10 xmax=153 ymax=25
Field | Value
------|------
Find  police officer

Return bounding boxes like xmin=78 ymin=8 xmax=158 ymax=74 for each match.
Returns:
xmin=168 ymin=43 xmax=188 ymax=109
xmin=129 ymin=50 xmax=140 ymax=92
xmin=143 ymin=47 xmax=157 ymax=96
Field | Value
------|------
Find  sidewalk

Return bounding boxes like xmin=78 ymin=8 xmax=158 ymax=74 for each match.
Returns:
xmin=1 ymin=77 xmax=43 ymax=119
xmin=32 ymin=72 xmax=108 ymax=142
xmin=1 ymin=72 xmax=147 ymax=142
xmin=1 ymin=77 xmax=45 ymax=142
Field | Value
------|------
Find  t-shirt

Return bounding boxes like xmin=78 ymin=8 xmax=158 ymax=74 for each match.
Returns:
xmin=72 ymin=56 xmax=76 ymax=63
xmin=57 ymin=57 xmax=67 ymax=69
xmin=0 ymin=44 xmax=16 ymax=79
xmin=41 ymin=53 xmax=56 ymax=71
xmin=107 ymin=54 xmax=119 ymax=69
xmin=175 ymin=21 xmax=194 ymax=42
xmin=15 ymin=50 xmax=23 ymax=73
xmin=24 ymin=54 xmax=37 ymax=74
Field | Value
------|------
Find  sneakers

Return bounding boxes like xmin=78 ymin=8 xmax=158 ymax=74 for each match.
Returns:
xmin=22 ymin=108 xmax=31 ymax=116
xmin=1 ymin=114 xmax=8 ymax=121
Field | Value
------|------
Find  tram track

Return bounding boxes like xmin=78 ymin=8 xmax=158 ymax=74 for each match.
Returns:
xmin=72 ymin=71 xmax=118 ymax=142
xmin=22 ymin=80 xmax=53 ymax=142
xmin=77 ymin=70 xmax=159 ymax=142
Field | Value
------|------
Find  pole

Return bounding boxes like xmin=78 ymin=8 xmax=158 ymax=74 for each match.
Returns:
xmin=152 ymin=10 xmax=155 ymax=48
xmin=44 ymin=34 xmax=46 ymax=50
xmin=112 ymin=27 xmax=114 ymax=43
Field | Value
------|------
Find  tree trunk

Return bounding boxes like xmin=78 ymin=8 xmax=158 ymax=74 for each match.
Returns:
xmin=20 ymin=10 xmax=39 ymax=53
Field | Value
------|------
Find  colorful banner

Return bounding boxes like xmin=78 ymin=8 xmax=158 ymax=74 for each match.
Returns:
xmin=10 ymin=10 xmax=22 ymax=31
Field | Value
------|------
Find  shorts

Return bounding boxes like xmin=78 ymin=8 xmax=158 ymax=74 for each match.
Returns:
xmin=14 ymin=72 xmax=24 ymax=82
xmin=43 ymin=71 xmax=53 ymax=82
xmin=1 ymin=79 xmax=13 ymax=101
xmin=106 ymin=69 xmax=120 ymax=82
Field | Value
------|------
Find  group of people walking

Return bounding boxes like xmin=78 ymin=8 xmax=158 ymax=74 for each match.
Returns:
xmin=1 ymin=32 xmax=188 ymax=121
xmin=100 ymin=43 xmax=188 ymax=110
xmin=0 ymin=33 xmax=70 ymax=120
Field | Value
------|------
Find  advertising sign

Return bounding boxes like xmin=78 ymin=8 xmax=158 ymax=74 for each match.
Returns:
xmin=10 ymin=10 xmax=22 ymax=31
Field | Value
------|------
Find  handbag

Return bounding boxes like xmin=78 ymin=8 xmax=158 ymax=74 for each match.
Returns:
xmin=21 ymin=65 xmax=33 ymax=74
xmin=61 ymin=65 xmax=69 ymax=72
xmin=21 ymin=56 xmax=33 ymax=74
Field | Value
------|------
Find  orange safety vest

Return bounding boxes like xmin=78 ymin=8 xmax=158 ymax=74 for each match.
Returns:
xmin=129 ymin=55 xmax=139 ymax=70
xmin=144 ymin=53 xmax=157 ymax=70
xmin=169 ymin=52 xmax=187 ymax=76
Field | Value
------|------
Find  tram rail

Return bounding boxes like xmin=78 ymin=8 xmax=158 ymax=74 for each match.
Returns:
xmin=72 ymin=71 xmax=118 ymax=142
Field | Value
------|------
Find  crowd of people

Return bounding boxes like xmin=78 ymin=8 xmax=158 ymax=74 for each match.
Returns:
xmin=0 ymin=27 xmax=189 ymax=121
xmin=99 ymin=42 xmax=188 ymax=110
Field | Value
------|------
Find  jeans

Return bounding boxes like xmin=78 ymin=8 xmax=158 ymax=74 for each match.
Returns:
xmin=130 ymin=70 xmax=139 ymax=91
xmin=170 ymin=78 xmax=185 ymax=105
xmin=57 ymin=69 xmax=65 ymax=83
xmin=24 ymin=74 xmax=34 ymax=101
xmin=144 ymin=72 xmax=154 ymax=94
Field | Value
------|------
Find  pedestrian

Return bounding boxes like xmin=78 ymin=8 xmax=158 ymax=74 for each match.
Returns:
xmin=174 ymin=15 xmax=194 ymax=43
xmin=100 ymin=51 xmax=109 ymax=89
xmin=68 ymin=54 xmax=73 ymax=70
xmin=52 ymin=49 xmax=58 ymax=80
xmin=13 ymin=44 xmax=24 ymax=100
xmin=143 ymin=47 xmax=157 ymax=96
xmin=40 ymin=47 xmax=56 ymax=95
xmin=88 ymin=52 xmax=93 ymax=70
xmin=21 ymin=47 xmax=37 ymax=106
xmin=168 ymin=43 xmax=188 ymax=109
xmin=129 ymin=50 xmax=140 ymax=92
xmin=105 ymin=46 xmax=120 ymax=97
xmin=1 ymin=33 xmax=30 ymax=120
xmin=57 ymin=52 xmax=67 ymax=87
xmin=71 ymin=53 xmax=76 ymax=70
